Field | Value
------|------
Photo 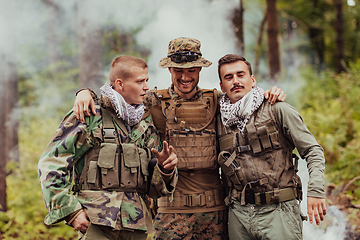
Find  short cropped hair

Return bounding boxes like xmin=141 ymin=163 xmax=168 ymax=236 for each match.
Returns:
xmin=217 ymin=54 xmax=253 ymax=82
xmin=109 ymin=55 xmax=148 ymax=87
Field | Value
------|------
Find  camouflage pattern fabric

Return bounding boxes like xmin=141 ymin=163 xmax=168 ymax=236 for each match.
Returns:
xmin=153 ymin=210 xmax=229 ymax=240
xmin=158 ymin=37 xmax=212 ymax=68
xmin=38 ymin=94 xmax=177 ymax=233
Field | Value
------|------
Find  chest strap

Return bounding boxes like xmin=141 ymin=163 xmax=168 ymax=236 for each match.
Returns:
xmin=158 ymin=188 xmax=224 ymax=208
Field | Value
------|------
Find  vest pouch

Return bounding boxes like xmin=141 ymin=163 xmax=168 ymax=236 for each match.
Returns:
xmin=218 ymin=151 xmax=243 ymax=187
xmin=219 ymin=132 xmax=237 ymax=152
xmin=98 ymin=143 xmax=119 ymax=190
xmin=139 ymin=147 xmax=151 ymax=192
xmin=120 ymin=143 xmax=141 ymax=190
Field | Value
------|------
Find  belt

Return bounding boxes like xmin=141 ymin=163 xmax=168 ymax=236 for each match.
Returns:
xmin=232 ymin=187 xmax=297 ymax=205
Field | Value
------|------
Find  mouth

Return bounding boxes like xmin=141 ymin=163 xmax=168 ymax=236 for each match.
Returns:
xmin=178 ymin=79 xmax=193 ymax=86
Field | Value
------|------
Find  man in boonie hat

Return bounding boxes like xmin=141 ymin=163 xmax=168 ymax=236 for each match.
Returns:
xmin=73 ymin=37 xmax=287 ymax=240
xmin=150 ymin=37 xmax=286 ymax=239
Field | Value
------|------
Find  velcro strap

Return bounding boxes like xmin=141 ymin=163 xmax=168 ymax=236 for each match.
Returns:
xmin=177 ymin=150 xmax=215 ymax=158
xmin=177 ymin=160 xmax=217 ymax=169
xmin=158 ymin=188 xmax=224 ymax=208
xmin=176 ymin=140 xmax=215 ymax=147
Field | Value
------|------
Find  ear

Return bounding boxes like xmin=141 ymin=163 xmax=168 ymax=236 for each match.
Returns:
xmin=251 ymin=75 xmax=256 ymax=88
xmin=220 ymin=81 xmax=225 ymax=93
xmin=168 ymin=67 xmax=172 ymax=73
xmin=115 ymin=78 xmax=123 ymax=92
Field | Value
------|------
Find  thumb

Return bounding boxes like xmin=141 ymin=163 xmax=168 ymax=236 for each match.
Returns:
xmin=151 ymin=148 xmax=160 ymax=158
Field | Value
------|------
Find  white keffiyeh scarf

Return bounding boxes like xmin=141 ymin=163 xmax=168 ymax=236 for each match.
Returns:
xmin=220 ymin=86 xmax=265 ymax=133
xmin=100 ymin=82 xmax=144 ymax=126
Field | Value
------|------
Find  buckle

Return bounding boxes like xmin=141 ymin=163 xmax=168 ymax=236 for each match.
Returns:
xmin=256 ymin=192 xmax=267 ymax=205
xmin=185 ymin=194 xmax=204 ymax=207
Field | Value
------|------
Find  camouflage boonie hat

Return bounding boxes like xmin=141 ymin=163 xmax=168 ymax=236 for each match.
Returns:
xmin=158 ymin=37 xmax=212 ymax=68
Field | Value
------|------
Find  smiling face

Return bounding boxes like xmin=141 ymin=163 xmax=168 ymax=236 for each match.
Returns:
xmin=168 ymin=67 xmax=202 ymax=99
xmin=115 ymin=66 xmax=149 ymax=105
xmin=219 ymin=61 xmax=256 ymax=104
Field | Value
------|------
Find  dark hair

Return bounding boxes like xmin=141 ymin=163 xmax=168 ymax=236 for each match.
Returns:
xmin=109 ymin=55 xmax=148 ymax=88
xmin=217 ymin=54 xmax=252 ymax=82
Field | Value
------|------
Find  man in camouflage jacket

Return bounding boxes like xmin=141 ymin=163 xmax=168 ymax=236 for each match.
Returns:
xmin=38 ymin=55 xmax=178 ymax=240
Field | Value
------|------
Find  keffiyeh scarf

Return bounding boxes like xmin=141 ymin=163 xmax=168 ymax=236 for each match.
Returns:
xmin=220 ymin=86 xmax=264 ymax=133
xmin=100 ymin=82 xmax=145 ymax=126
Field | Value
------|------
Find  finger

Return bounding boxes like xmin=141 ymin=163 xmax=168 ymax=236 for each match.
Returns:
xmin=163 ymin=141 xmax=169 ymax=152
xmin=264 ymin=90 xmax=270 ymax=99
xmin=313 ymin=207 xmax=320 ymax=225
xmin=307 ymin=207 xmax=314 ymax=224
xmin=322 ymin=201 xmax=327 ymax=216
xmin=77 ymin=103 xmax=85 ymax=123
xmin=168 ymin=145 xmax=175 ymax=155
xmin=74 ymin=104 xmax=79 ymax=120
xmin=90 ymin=99 xmax=96 ymax=115
xmin=84 ymin=102 xmax=91 ymax=117
xmin=278 ymin=92 xmax=286 ymax=102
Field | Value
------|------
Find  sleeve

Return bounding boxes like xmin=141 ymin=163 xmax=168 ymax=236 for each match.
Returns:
xmin=37 ymin=109 xmax=100 ymax=225
xmin=143 ymin=116 xmax=178 ymax=199
xmin=273 ymin=102 xmax=325 ymax=199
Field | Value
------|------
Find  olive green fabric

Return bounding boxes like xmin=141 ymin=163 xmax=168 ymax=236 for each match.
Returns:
xmin=228 ymin=199 xmax=304 ymax=240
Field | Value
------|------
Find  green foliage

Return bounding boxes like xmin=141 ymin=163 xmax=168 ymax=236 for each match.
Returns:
xmin=298 ymin=61 xmax=360 ymax=198
xmin=2 ymin=117 xmax=77 ymax=239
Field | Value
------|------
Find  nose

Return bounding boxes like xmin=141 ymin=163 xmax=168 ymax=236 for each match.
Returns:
xmin=233 ymin=75 xmax=241 ymax=84
xmin=181 ymin=72 xmax=191 ymax=81
xmin=143 ymin=81 xmax=149 ymax=91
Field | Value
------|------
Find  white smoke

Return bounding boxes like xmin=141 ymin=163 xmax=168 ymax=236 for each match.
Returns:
xmin=298 ymin=159 xmax=347 ymax=240
xmin=135 ymin=0 xmax=239 ymax=90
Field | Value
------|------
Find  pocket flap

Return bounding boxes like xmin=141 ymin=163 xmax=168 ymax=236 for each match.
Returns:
xmin=122 ymin=143 xmax=140 ymax=168
xmin=98 ymin=143 xmax=117 ymax=169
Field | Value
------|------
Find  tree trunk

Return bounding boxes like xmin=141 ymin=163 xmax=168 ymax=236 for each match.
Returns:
xmin=46 ymin=0 xmax=61 ymax=68
xmin=254 ymin=12 xmax=267 ymax=76
xmin=309 ymin=0 xmax=325 ymax=71
xmin=0 ymin=55 xmax=7 ymax=212
xmin=232 ymin=0 xmax=245 ymax=55
xmin=266 ymin=0 xmax=281 ymax=82
xmin=335 ymin=0 xmax=345 ymax=73
xmin=77 ymin=0 xmax=103 ymax=95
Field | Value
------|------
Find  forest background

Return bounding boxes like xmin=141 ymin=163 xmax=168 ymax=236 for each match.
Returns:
xmin=1 ymin=0 xmax=360 ymax=239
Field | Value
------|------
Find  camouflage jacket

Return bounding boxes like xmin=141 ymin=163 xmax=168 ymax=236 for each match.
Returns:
xmin=38 ymin=94 xmax=177 ymax=232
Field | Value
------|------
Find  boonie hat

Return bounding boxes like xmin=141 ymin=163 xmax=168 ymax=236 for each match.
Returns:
xmin=158 ymin=37 xmax=212 ymax=68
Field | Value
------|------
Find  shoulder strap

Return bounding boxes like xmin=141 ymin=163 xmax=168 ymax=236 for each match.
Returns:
xmin=100 ymin=105 xmax=117 ymax=144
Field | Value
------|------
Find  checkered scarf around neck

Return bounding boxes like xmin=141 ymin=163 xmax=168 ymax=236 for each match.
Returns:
xmin=100 ymin=82 xmax=144 ymax=126
xmin=220 ymin=86 xmax=265 ymax=133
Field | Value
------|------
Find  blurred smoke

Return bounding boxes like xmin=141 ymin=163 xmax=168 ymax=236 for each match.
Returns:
xmin=298 ymin=159 xmax=347 ymax=240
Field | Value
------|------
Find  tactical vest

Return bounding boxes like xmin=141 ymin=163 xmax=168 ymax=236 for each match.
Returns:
xmin=150 ymin=88 xmax=225 ymax=210
xmin=217 ymin=101 xmax=302 ymax=206
xmin=75 ymin=104 xmax=152 ymax=194
xmin=151 ymin=88 xmax=218 ymax=170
